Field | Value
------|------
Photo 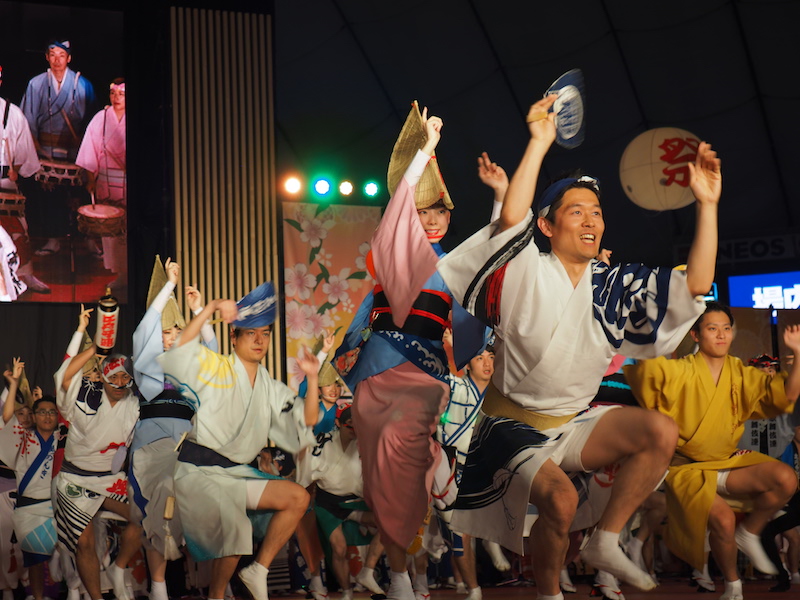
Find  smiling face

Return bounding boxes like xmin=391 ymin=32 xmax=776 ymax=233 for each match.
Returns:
xmin=319 ymin=382 xmax=342 ymax=406
xmin=231 ymin=326 xmax=272 ymax=364
xmin=691 ymin=310 xmax=734 ymax=359
xmin=417 ymin=203 xmax=451 ymax=243
xmin=538 ymin=187 xmax=604 ymax=264
xmin=102 ymin=371 xmax=132 ymax=402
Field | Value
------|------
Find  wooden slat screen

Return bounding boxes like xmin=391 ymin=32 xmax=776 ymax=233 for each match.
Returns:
xmin=170 ymin=7 xmax=282 ymax=379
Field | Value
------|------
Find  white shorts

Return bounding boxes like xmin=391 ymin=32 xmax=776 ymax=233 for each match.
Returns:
xmin=245 ymin=479 xmax=270 ymax=510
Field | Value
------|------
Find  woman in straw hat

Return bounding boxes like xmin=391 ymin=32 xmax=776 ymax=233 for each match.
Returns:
xmin=333 ymin=102 xmax=484 ymax=600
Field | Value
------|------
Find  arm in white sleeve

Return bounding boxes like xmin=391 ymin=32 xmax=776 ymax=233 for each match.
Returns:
xmin=151 ymin=281 xmax=177 ymax=313
xmin=491 ymin=200 xmax=503 ymax=222
xmin=193 ymin=307 xmax=218 ymax=349
xmin=402 ymin=150 xmax=432 ymax=188
xmin=65 ymin=330 xmax=84 ymax=358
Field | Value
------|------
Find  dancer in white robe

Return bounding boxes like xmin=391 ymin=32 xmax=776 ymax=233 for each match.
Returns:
xmin=437 ymin=94 xmax=722 ymax=598
xmin=76 ymin=79 xmax=126 ymax=283
xmin=158 ymin=282 xmax=321 ymax=600
xmin=0 ymin=358 xmax=59 ymax=600
xmin=54 ymin=306 xmax=141 ymax=600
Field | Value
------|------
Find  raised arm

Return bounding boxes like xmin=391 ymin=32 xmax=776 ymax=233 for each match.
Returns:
xmin=497 ymin=95 xmax=557 ymax=233
xmin=186 ymin=284 xmax=218 ymax=348
xmin=62 ymin=305 xmax=97 ymax=391
xmin=478 ymin=151 xmax=509 ymax=221
xmin=176 ymin=298 xmax=238 ymax=348
xmin=295 ymin=346 xmax=321 ymax=426
xmin=2 ymin=358 xmax=24 ymax=423
xmin=684 ymin=142 xmax=721 ymax=297
xmin=420 ymin=107 xmax=442 ymax=158
xmin=783 ymin=325 xmax=800 ymax=403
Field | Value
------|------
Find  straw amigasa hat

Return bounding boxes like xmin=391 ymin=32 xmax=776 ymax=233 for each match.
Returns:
xmin=387 ymin=100 xmax=453 ymax=210
xmin=147 ymin=255 xmax=186 ymax=331
xmin=80 ymin=330 xmax=102 ymax=377
xmin=16 ymin=368 xmax=34 ymax=408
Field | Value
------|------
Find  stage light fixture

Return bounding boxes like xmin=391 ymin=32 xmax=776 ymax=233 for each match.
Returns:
xmin=364 ymin=181 xmax=379 ymax=197
xmin=314 ymin=178 xmax=332 ymax=196
xmin=339 ymin=181 xmax=354 ymax=195
xmin=284 ymin=177 xmax=301 ymax=194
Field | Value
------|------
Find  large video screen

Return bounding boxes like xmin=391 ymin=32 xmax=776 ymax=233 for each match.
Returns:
xmin=0 ymin=2 xmax=124 ymax=304
xmin=728 ymin=270 xmax=800 ymax=310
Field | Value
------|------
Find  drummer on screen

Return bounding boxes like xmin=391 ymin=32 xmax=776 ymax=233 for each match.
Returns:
xmin=0 ymin=65 xmax=49 ymax=296
xmin=76 ymin=78 xmax=126 ymax=294
xmin=19 ymin=40 xmax=95 ymax=257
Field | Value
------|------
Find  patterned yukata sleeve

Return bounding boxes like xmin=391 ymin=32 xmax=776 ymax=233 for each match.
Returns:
xmin=266 ymin=380 xmax=317 ymax=455
xmin=438 ymin=211 xmax=538 ymax=332
xmin=593 ymin=263 xmax=705 ymax=360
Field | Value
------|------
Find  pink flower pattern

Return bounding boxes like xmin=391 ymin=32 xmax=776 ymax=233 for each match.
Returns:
xmin=283 ymin=203 xmax=381 ymax=391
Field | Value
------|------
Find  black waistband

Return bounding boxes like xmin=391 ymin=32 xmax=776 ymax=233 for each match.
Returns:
xmin=178 ymin=440 xmax=239 ymax=469
xmin=315 ymin=487 xmax=359 ymax=506
xmin=60 ymin=460 xmax=113 ymax=478
xmin=371 ymin=289 xmax=450 ymax=339
xmin=16 ymin=495 xmax=48 ymax=508
xmin=139 ymin=402 xmax=195 ymax=421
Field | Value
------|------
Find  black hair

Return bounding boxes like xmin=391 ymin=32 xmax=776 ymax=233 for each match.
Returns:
xmin=692 ymin=301 xmax=734 ymax=332
xmin=32 ymin=396 xmax=57 ymax=413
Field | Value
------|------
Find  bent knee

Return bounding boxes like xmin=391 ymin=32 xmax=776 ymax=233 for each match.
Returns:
xmin=640 ymin=412 xmax=678 ymax=454
xmin=291 ymin=486 xmax=311 ymax=512
xmin=708 ymin=500 xmax=736 ymax=536
xmin=774 ymin=463 xmax=798 ymax=498
xmin=534 ymin=486 xmax=578 ymax=532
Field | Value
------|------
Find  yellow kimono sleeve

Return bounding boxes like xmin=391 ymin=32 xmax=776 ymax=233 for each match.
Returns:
xmin=740 ymin=364 xmax=793 ymax=420
xmin=624 ymin=356 xmax=690 ymax=416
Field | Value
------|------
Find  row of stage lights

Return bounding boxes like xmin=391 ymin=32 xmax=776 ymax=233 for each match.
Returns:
xmin=283 ymin=176 xmax=381 ymax=200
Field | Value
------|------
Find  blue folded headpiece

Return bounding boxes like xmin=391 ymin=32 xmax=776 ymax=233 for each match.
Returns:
xmin=233 ymin=282 xmax=277 ymax=328
xmin=537 ymin=175 xmax=600 ymax=219
xmin=47 ymin=40 xmax=71 ymax=54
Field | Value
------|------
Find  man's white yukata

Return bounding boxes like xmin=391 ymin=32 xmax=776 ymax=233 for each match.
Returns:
xmin=0 ymin=225 xmax=24 ymax=301
xmin=0 ymin=97 xmax=40 ymax=192
xmin=0 ymin=397 xmax=23 ymax=590
xmin=53 ymin=359 xmax=139 ymax=554
xmin=437 ymin=210 xmax=706 ymax=553
xmin=438 ymin=374 xmax=486 ymax=483
xmin=157 ymin=337 xmax=316 ymax=561
xmin=76 ymin=106 xmax=126 ymax=275
xmin=0 ymin=414 xmax=59 ymax=564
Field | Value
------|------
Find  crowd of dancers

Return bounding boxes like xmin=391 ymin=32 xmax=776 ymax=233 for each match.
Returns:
xmin=2 ymin=87 xmax=800 ymax=600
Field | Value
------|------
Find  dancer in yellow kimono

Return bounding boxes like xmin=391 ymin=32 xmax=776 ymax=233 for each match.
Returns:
xmin=625 ymin=302 xmax=800 ymax=600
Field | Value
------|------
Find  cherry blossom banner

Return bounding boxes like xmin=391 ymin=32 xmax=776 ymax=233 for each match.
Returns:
xmin=282 ymin=202 xmax=381 ymax=391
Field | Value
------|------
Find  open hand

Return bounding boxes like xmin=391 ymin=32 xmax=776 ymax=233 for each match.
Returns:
xmin=688 ymin=142 xmax=722 ymax=206
xmin=477 ymin=152 xmax=508 ymax=194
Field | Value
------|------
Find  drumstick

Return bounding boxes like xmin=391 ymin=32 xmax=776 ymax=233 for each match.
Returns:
xmin=90 ymin=191 xmax=95 ymax=207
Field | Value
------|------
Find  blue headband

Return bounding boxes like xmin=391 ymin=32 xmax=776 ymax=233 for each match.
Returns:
xmin=233 ymin=282 xmax=277 ymax=328
xmin=537 ymin=175 xmax=600 ymax=218
xmin=47 ymin=40 xmax=71 ymax=54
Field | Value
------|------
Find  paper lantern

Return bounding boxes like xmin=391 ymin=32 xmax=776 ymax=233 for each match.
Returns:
xmin=619 ymin=127 xmax=700 ymax=210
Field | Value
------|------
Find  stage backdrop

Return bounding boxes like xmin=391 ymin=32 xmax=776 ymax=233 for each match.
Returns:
xmin=282 ymin=202 xmax=380 ymax=391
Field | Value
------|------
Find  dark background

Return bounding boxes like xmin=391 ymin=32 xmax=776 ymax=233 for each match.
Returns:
xmin=3 ymin=0 xmax=800 ymax=391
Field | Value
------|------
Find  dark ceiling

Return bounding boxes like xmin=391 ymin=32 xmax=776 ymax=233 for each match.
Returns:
xmin=273 ymin=0 xmax=800 ymax=277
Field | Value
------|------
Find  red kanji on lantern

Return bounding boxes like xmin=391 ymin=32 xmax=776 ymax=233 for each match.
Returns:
xmin=658 ymin=137 xmax=700 ymax=188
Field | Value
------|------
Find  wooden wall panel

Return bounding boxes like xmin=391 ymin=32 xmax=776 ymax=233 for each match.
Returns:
xmin=170 ymin=7 xmax=282 ymax=379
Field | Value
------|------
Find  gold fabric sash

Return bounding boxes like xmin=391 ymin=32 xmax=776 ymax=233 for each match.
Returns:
xmin=482 ymin=381 xmax=579 ymax=431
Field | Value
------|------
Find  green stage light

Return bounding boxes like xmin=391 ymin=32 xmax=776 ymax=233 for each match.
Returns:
xmin=364 ymin=181 xmax=379 ymax=197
